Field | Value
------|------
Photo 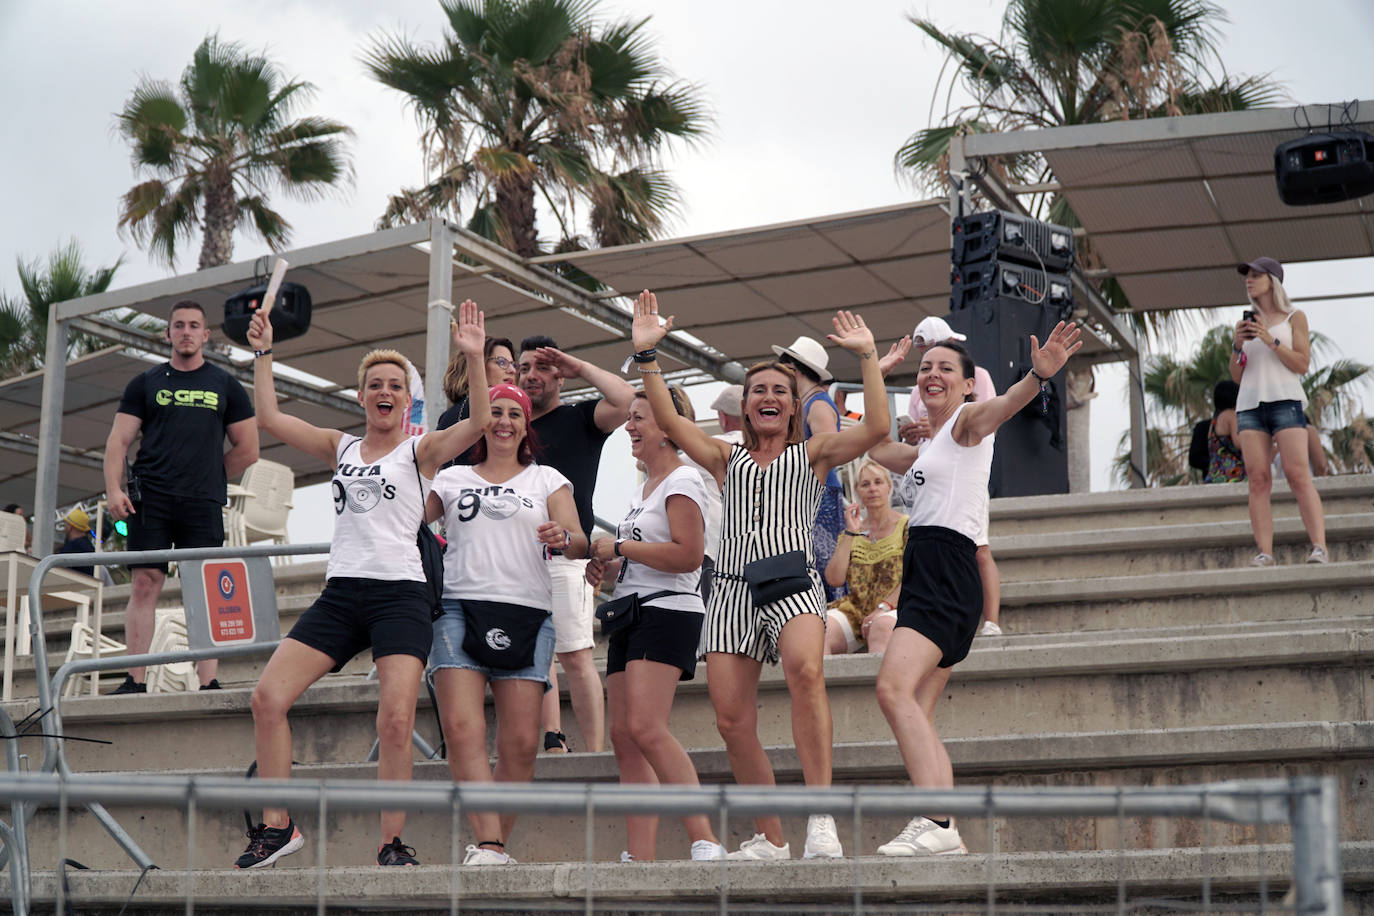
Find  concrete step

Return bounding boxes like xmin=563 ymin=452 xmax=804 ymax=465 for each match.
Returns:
xmin=1000 ymin=558 xmax=1374 ymax=634
xmin=989 ymin=474 xmax=1374 ymax=537
xmin=19 ymin=615 xmax=1371 ymax=773
xmin=17 ymin=720 xmax=1371 ymax=870
xmin=993 ymin=512 xmax=1373 ymax=582
xmin=8 ymin=843 xmax=1372 ymax=913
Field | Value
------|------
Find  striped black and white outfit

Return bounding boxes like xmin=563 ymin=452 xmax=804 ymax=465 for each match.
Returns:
xmin=703 ymin=441 xmax=824 ymax=664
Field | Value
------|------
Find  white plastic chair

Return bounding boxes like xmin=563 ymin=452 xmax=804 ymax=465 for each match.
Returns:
xmin=62 ymin=622 xmax=126 ymax=698
xmin=226 ymin=460 xmax=295 ymax=563
xmin=0 ymin=513 xmax=25 ymax=552
xmin=145 ymin=609 xmax=198 ymax=694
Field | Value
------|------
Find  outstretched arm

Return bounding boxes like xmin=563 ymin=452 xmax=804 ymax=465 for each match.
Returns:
xmin=955 ymin=321 xmax=1083 ymax=445
xmin=631 ymin=291 xmax=732 ymax=481
xmin=868 ymin=437 xmax=918 ymax=474
xmin=531 ymin=345 xmax=636 ymax=434
xmin=416 ymin=300 xmax=491 ymax=475
xmin=246 ymin=310 xmax=341 ymax=466
xmin=806 ymin=311 xmax=891 ymax=476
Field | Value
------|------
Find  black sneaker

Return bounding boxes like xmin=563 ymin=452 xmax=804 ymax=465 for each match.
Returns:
xmin=200 ymin=679 xmax=222 ymax=690
xmin=234 ymin=820 xmax=303 ymax=869
xmin=111 ymin=675 xmax=146 ymax=695
xmin=543 ymin=730 xmax=569 ymax=753
xmin=378 ymin=836 xmax=419 ymax=866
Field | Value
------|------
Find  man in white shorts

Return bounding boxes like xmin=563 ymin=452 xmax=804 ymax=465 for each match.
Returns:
xmin=518 ymin=335 xmax=634 ymax=752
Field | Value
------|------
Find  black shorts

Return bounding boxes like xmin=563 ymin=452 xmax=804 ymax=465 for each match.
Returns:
xmin=126 ymin=490 xmax=224 ymax=572
xmin=287 ymin=577 xmax=432 ymax=672
xmin=606 ymin=605 xmax=704 ymax=680
xmin=896 ymin=526 xmax=982 ymax=668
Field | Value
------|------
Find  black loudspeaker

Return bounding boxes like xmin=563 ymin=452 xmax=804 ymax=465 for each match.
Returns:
xmin=953 ymin=211 xmax=1075 ymax=272
xmin=1274 ymin=132 xmax=1374 ymax=205
xmin=950 ymin=258 xmax=1073 ymax=315
xmin=945 ymin=302 xmax=1068 ymax=499
xmin=222 ymin=282 xmax=313 ymax=347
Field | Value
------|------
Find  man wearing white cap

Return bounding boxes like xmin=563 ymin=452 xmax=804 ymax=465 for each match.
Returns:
xmin=771 ymin=337 xmax=847 ymax=601
xmin=883 ymin=316 xmax=1003 ymax=637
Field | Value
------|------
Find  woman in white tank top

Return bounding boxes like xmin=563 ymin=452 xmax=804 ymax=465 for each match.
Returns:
xmin=1229 ymin=257 xmax=1328 ymax=567
xmin=867 ymin=323 xmax=1081 ymax=857
xmin=235 ymin=301 xmax=492 ymax=869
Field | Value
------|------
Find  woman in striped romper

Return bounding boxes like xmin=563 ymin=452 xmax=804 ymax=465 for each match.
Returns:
xmin=631 ymin=291 xmax=891 ymax=860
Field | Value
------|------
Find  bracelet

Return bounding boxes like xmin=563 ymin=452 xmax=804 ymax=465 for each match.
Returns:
xmin=563 ymin=529 xmax=572 ymax=549
xmin=254 ymin=348 xmax=273 ymax=358
xmin=1029 ymin=368 xmax=1048 ymax=385
xmin=632 ymin=348 xmax=657 ymax=364
xmin=1232 ymin=343 xmax=1244 ymax=354
xmin=637 ymin=367 xmax=663 ymax=375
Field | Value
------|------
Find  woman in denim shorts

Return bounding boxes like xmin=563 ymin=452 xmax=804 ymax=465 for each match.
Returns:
xmin=1230 ymin=257 xmax=1328 ymax=567
xmin=426 ymin=383 xmax=586 ymax=866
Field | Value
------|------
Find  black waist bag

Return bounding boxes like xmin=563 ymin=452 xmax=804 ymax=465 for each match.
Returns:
xmin=741 ymin=550 xmax=812 ymax=607
xmin=595 ymin=589 xmax=694 ymax=638
xmin=460 ymin=600 xmax=548 ymax=669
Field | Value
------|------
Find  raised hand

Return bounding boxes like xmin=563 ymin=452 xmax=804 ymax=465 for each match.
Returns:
xmin=632 ymin=290 xmax=673 ymax=353
xmin=531 ymin=346 xmax=583 ymax=380
xmin=878 ymin=335 xmax=912 ymax=376
xmin=452 ymin=299 xmax=485 ymax=355
xmin=246 ymin=309 xmax=273 ymax=351
xmin=843 ymin=501 xmax=863 ymax=533
xmin=826 ymin=310 xmax=875 ymax=356
xmin=1029 ymin=321 xmax=1084 ymax=379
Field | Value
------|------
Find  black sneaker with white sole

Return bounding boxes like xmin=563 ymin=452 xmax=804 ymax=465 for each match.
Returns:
xmin=378 ymin=836 xmax=419 ymax=866
xmin=234 ymin=820 xmax=304 ymax=868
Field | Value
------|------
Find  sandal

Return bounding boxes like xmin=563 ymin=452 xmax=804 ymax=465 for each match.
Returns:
xmin=543 ymin=730 xmax=570 ymax=753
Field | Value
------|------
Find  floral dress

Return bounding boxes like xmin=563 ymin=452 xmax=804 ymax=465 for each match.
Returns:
xmin=1206 ymin=420 xmax=1246 ymax=483
xmin=831 ymin=515 xmax=908 ymax=644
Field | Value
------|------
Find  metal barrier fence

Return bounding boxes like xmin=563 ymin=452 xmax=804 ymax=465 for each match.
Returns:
xmin=0 ymin=772 xmax=1343 ymax=914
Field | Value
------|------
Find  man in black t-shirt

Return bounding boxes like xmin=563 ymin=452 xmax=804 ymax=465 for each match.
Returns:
xmin=518 ymin=335 xmax=634 ymax=753
xmin=103 ymin=300 xmax=258 ymax=694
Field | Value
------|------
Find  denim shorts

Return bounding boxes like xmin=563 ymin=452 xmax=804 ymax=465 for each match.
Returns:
xmin=1237 ymin=399 xmax=1307 ymax=435
xmin=428 ymin=599 xmax=555 ymax=685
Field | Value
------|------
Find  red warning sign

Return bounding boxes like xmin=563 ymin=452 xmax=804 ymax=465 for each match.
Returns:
xmin=202 ymin=561 xmax=254 ymax=644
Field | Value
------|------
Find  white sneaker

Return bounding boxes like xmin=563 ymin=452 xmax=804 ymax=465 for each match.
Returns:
xmin=727 ymin=833 xmax=791 ymax=860
xmin=877 ymin=817 xmax=966 ymax=856
xmin=462 ymin=844 xmax=513 ymax=865
xmin=978 ymin=620 xmax=1003 ymax=637
xmin=1249 ymin=553 xmax=1275 ymax=567
xmin=690 ymin=840 xmax=726 ymax=860
xmin=619 ymin=850 xmax=636 ymax=863
xmin=1306 ymin=545 xmax=1330 ymax=564
xmin=803 ymin=814 xmax=843 ymax=858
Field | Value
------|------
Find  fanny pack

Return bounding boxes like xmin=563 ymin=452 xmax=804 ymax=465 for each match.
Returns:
xmin=459 ymin=600 xmax=549 ymax=669
xmin=718 ymin=550 xmax=813 ymax=608
xmin=595 ymin=589 xmax=695 ymax=638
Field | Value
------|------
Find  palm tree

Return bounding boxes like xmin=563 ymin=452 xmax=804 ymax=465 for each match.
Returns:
xmin=116 ymin=34 xmax=353 ymax=270
xmin=0 ymin=240 xmax=121 ymax=377
xmin=363 ymin=0 xmax=709 ymax=257
xmin=1113 ymin=324 xmax=1372 ymax=484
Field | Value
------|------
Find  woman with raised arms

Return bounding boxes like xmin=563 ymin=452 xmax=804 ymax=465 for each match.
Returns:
xmin=867 ymin=324 xmax=1081 ymax=856
xmin=237 ymin=301 xmax=492 ymax=869
xmin=630 ymin=290 xmax=890 ymax=860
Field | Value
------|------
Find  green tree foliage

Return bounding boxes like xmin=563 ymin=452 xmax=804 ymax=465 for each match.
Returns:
xmin=116 ymin=34 xmax=353 ymax=270
xmin=1113 ymin=325 xmax=1372 ymax=484
xmin=0 ymin=240 xmax=122 ymax=377
xmin=364 ymin=0 xmax=709 ymax=256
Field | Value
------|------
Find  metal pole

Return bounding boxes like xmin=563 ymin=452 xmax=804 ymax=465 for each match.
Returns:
xmin=32 ymin=312 xmax=70 ymax=560
xmin=1127 ymin=350 xmax=1148 ymax=488
xmin=427 ymin=219 xmax=455 ymax=432
xmin=1291 ymin=776 xmax=1342 ymax=916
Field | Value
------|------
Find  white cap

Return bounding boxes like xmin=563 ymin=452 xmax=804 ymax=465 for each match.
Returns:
xmin=912 ymin=316 xmax=967 ymax=348
xmin=709 ymin=384 xmax=743 ymax=416
xmin=770 ymin=336 xmax=832 ymax=382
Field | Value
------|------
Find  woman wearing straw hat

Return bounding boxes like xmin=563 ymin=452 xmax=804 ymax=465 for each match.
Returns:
xmin=771 ymin=335 xmax=847 ymax=602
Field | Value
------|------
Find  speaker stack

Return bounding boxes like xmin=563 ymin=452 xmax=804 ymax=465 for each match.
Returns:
xmin=944 ymin=210 xmax=1076 ymax=498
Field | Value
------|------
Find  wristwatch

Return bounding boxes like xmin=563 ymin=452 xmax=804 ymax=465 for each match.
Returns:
xmin=877 ymin=601 xmax=893 ymax=613
xmin=614 ymin=538 xmax=626 ymax=557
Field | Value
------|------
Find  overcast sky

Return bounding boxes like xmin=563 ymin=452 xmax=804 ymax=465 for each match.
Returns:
xmin=2 ymin=0 xmax=1371 ymax=539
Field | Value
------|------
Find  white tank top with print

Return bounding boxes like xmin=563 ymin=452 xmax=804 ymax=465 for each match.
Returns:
xmin=327 ymin=436 xmax=428 ymax=582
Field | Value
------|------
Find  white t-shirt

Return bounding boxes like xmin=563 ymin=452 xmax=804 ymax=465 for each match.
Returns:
xmin=900 ymin=402 xmax=994 ymax=543
xmin=328 ymin=436 xmax=428 ymax=582
xmin=681 ymin=430 xmax=741 ymax=561
xmin=431 ymin=463 xmax=572 ymax=609
xmin=610 ymin=465 xmax=708 ymax=614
